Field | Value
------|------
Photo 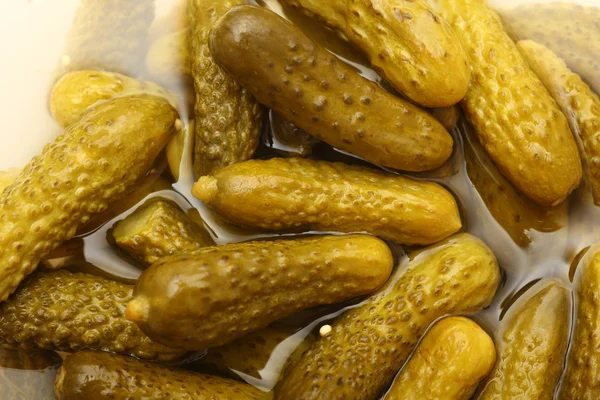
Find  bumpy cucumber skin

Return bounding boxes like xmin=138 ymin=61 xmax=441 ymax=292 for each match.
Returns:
xmin=113 ymin=199 xmax=213 ymax=265
xmin=0 ymin=95 xmax=176 ymax=302
xmin=146 ymin=29 xmax=192 ymax=84
xmin=50 ymin=70 xmax=177 ymax=128
xmin=209 ymin=6 xmax=453 ymax=172
xmin=193 ymin=157 xmax=461 ymax=245
xmin=62 ymin=0 xmax=154 ymax=75
xmin=562 ymin=246 xmax=600 ymax=400
xmin=0 ymin=270 xmax=185 ymax=361
xmin=275 ymin=233 xmax=500 ymax=400
xmin=501 ymin=3 xmax=600 ymax=95
xmin=431 ymin=0 xmax=582 ymax=207
xmin=127 ymin=234 xmax=393 ymax=350
xmin=464 ymin=137 xmax=567 ymax=247
xmin=479 ymin=279 xmax=570 ymax=400
xmin=518 ymin=40 xmax=600 ymax=206
xmin=54 ymin=351 xmax=264 ymax=400
xmin=383 ymin=316 xmax=496 ymax=400
xmin=280 ymin=0 xmax=470 ymax=108
xmin=188 ymin=0 xmax=263 ymax=177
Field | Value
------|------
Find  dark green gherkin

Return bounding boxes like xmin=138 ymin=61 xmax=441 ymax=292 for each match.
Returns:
xmin=0 ymin=270 xmax=185 ymax=362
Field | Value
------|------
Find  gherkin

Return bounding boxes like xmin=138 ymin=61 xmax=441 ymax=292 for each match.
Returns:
xmin=126 ymin=234 xmax=393 ymax=350
xmin=0 ymin=270 xmax=185 ymax=362
xmin=0 ymin=95 xmax=176 ymax=302
xmin=479 ymin=279 xmax=570 ymax=399
xmin=112 ymin=199 xmax=214 ymax=266
xmin=188 ymin=0 xmax=263 ymax=177
xmin=54 ymin=351 xmax=264 ymax=400
xmin=276 ymin=234 xmax=500 ymax=400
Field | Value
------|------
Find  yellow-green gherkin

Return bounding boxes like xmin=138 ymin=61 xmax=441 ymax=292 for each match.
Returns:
xmin=193 ymin=158 xmax=461 ymax=245
xmin=478 ymin=279 xmax=571 ymax=400
xmin=430 ymin=0 xmax=582 ymax=207
xmin=112 ymin=199 xmax=214 ymax=266
xmin=127 ymin=235 xmax=393 ymax=350
xmin=276 ymin=233 xmax=500 ymax=400
xmin=188 ymin=0 xmax=263 ymax=177
xmin=0 ymin=95 xmax=177 ymax=302
xmin=54 ymin=351 xmax=264 ymax=400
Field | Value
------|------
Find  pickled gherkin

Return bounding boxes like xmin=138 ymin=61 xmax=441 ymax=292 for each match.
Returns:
xmin=0 ymin=95 xmax=177 ymax=302
xmin=478 ymin=279 xmax=571 ymax=400
xmin=126 ymin=234 xmax=393 ymax=350
xmin=276 ymin=233 xmax=500 ymax=400
xmin=193 ymin=158 xmax=461 ymax=245
xmin=279 ymin=0 xmax=471 ymax=108
xmin=50 ymin=70 xmax=178 ymax=128
xmin=188 ymin=0 xmax=263 ymax=177
xmin=383 ymin=317 xmax=496 ymax=400
xmin=0 ymin=270 xmax=185 ymax=361
xmin=54 ymin=351 xmax=264 ymax=400
xmin=518 ymin=40 xmax=600 ymax=206
xmin=61 ymin=0 xmax=155 ymax=76
xmin=209 ymin=6 xmax=454 ymax=172
xmin=430 ymin=0 xmax=582 ymax=207
xmin=112 ymin=199 xmax=214 ymax=266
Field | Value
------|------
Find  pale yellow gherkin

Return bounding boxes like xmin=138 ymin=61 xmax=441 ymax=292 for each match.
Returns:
xmin=518 ymin=40 xmax=600 ymax=206
xmin=430 ymin=0 xmax=582 ymax=207
xmin=276 ymin=233 xmax=500 ymax=400
xmin=478 ymin=279 xmax=571 ymax=400
xmin=0 ymin=95 xmax=177 ymax=302
xmin=383 ymin=316 xmax=496 ymax=400
xmin=188 ymin=0 xmax=263 ymax=177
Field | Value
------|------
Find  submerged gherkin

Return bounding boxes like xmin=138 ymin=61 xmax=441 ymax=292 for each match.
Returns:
xmin=0 ymin=270 xmax=185 ymax=362
xmin=54 ymin=351 xmax=264 ymax=400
